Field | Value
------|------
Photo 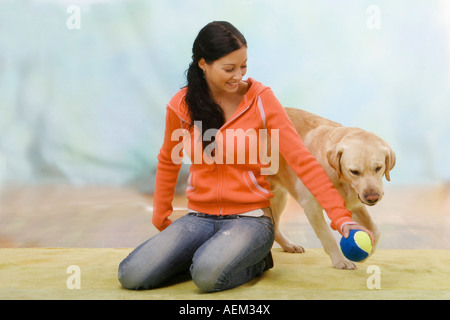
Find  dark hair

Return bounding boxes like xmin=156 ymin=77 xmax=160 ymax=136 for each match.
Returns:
xmin=185 ymin=21 xmax=247 ymax=149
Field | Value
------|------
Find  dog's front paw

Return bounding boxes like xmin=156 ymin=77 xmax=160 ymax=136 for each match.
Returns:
xmin=333 ymin=259 xmax=357 ymax=270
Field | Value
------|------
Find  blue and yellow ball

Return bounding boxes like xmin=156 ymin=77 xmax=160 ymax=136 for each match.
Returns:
xmin=340 ymin=229 xmax=372 ymax=262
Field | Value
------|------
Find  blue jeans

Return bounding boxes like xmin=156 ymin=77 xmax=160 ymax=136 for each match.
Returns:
xmin=118 ymin=212 xmax=275 ymax=292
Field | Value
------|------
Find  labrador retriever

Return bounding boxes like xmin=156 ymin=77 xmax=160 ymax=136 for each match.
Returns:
xmin=267 ymin=107 xmax=396 ymax=269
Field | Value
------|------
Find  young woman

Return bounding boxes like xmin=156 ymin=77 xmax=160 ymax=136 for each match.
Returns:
xmin=118 ymin=21 xmax=373 ymax=293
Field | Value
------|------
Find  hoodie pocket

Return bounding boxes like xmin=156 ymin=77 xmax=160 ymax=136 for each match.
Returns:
xmin=186 ymin=172 xmax=198 ymax=196
xmin=243 ymin=170 xmax=270 ymax=200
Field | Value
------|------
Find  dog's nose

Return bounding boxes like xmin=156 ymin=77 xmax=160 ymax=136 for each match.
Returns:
xmin=364 ymin=192 xmax=380 ymax=204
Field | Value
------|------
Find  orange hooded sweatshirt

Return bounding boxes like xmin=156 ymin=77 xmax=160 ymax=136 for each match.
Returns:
xmin=152 ymin=78 xmax=353 ymax=233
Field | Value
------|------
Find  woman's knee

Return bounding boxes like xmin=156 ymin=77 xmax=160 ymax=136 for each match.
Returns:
xmin=118 ymin=260 xmax=140 ymax=290
xmin=190 ymin=261 xmax=227 ymax=293
xmin=118 ymin=259 xmax=157 ymax=290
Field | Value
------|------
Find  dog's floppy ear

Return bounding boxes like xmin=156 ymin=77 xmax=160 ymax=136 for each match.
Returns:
xmin=384 ymin=147 xmax=396 ymax=181
xmin=326 ymin=145 xmax=344 ymax=178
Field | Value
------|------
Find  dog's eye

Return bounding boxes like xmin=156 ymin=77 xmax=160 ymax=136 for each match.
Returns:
xmin=375 ymin=166 xmax=382 ymax=173
xmin=350 ymin=170 xmax=360 ymax=176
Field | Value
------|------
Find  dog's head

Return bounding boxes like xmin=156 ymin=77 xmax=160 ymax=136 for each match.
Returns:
xmin=326 ymin=130 xmax=396 ymax=206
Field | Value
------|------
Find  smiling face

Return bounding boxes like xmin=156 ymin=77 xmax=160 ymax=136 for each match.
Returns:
xmin=198 ymin=47 xmax=248 ymax=99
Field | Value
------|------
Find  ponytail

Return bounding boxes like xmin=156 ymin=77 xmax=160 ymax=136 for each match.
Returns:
xmin=184 ymin=21 xmax=247 ymax=150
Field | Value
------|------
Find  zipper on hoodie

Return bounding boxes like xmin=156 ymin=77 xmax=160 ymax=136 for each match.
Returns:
xmin=215 ymin=103 xmax=251 ymax=216
xmin=217 ymin=164 xmax=224 ymax=215
xmin=172 ymin=100 xmax=255 ymax=216
xmin=216 ymin=103 xmax=255 ymax=216
xmin=220 ymin=104 xmax=251 ymax=130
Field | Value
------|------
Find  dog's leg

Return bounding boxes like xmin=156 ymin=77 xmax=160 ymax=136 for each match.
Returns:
xmin=351 ymin=206 xmax=380 ymax=254
xmin=301 ymin=200 xmax=357 ymax=270
xmin=271 ymin=186 xmax=305 ymax=253
xmin=290 ymin=180 xmax=357 ymax=270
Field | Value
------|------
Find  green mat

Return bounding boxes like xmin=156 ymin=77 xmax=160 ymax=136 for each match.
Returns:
xmin=1 ymin=248 xmax=449 ymax=300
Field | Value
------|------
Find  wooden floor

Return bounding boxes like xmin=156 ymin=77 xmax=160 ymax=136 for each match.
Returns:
xmin=0 ymin=184 xmax=449 ymax=250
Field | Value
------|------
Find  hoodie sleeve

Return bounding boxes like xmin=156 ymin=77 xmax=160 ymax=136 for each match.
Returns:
xmin=260 ymin=89 xmax=354 ymax=233
xmin=152 ymin=106 xmax=183 ymax=231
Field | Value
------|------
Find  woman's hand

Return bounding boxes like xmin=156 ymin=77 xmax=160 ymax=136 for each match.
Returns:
xmin=342 ymin=223 xmax=375 ymax=245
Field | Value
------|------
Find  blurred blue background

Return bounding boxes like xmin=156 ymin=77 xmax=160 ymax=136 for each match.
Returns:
xmin=0 ymin=0 xmax=449 ymax=192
